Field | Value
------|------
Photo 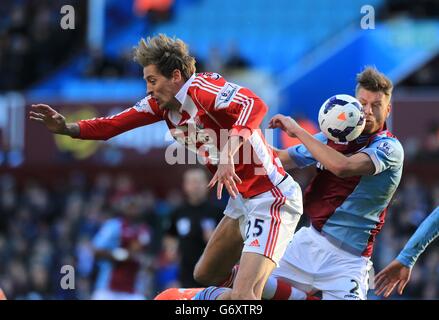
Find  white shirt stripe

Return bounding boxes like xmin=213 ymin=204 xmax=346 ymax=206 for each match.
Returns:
xmin=248 ymin=131 xmax=284 ymax=186
xmin=191 ymin=83 xmax=220 ymax=96
xmin=192 ymin=79 xmax=222 ymax=92
xmin=195 ymin=76 xmax=223 ymax=89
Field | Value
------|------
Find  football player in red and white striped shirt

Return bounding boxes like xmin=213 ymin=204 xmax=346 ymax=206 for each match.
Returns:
xmin=29 ymin=34 xmax=303 ymax=300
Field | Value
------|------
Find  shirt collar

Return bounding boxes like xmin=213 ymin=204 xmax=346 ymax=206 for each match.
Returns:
xmin=175 ymin=73 xmax=196 ymax=105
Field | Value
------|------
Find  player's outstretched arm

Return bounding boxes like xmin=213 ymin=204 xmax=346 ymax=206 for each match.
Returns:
xmin=375 ymin=207 xmax=438 ymax=298
xmin=269 ymin=114 xmax=374 ymax=177
xmin=29 ymin=104 xmax=80 ymax=137
xmin=374 ymin=260 xmax=411 ymax=298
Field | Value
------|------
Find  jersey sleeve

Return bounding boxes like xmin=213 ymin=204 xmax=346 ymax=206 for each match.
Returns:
xmin=229 ymin=87 xmax=268 ymax=139
xmin=92 ymin=219 xmax=121 ymax=250
xmin=396 ymin=207 xmax=439 ymax=268
xmin=190 ymin=73 xmax=267 ymax=139
xmin=287 ymin=132 xmax=328 ymax=169
xmin=78 ymin=96 xmax=163 ymax=140
xmin=360 ymin=137 xmax=404 ymax=175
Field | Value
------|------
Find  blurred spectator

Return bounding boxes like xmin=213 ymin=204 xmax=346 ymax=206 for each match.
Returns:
xmin=400 ymin=119 xmax=439 ymax=163
xmin=424 ymin=121 xmax=439 ymax=156
xmin=91 ymin=195 xmax=153 ymax=300
xmin=163 ymin=168 xmax=223 ymax=287
xmin=153 ymin=235 xmax=180 ymax=292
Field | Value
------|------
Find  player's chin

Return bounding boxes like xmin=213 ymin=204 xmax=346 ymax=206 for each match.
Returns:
xmin=157 ymin=101 xmax=166 ymax=110
xmin=363 ymin=122 xmax=375 ymax=134
xmin=159 ymin=99 xmax=174 ymax=110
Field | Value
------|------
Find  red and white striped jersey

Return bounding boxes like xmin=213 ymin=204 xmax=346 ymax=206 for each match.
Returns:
xmin=78 ymin=72 xmax=286 ymax=198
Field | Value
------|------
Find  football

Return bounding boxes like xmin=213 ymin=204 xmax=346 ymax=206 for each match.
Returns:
xmin=318 ymin=94 xmax=365 ymax=143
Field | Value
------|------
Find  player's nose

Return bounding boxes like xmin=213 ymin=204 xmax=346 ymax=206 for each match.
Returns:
xmin=363 ymin=104 xmax=372 ymax=114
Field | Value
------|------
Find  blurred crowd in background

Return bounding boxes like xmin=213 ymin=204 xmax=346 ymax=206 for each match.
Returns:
xmin=0 ymin=166 xmax=437 ymax=300
xmin=0 ymin=0 xmax=86 ymax=90
xmin=0 ymin=170 xmax=198 ymax=299
xmin=82 ymin=42 xmax=250 ymax=79
xmin=0 ymin=0 xmax=249 ymax=84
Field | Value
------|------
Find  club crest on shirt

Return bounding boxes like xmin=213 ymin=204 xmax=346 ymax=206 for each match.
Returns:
xmin=201 ymin=72 xmax=221 ymax=80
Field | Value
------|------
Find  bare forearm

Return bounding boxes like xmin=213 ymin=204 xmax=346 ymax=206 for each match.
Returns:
xmin=295 ymin=128 xmax=348 ymax=174
xmin=269 ymin=114 xmax=374 ymax=177
xmin=275 ymin=148 xmax=297 ymax=170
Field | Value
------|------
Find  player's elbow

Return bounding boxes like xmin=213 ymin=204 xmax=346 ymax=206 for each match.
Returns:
xmin=253 ymin=100 xmax=268 ymax=120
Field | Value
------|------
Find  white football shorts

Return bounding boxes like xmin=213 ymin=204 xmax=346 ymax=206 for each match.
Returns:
xmin=271 ymin=226 xmax=374 ymax=300
xmin=224 ymin=174 xmax=303 ymax=265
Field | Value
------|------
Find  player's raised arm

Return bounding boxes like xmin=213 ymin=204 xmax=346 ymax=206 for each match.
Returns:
xmin=30 ymin=97 xmax=163 ymax=141
xmin=30 ymin=104 xmax=80 ymax=137
xmin=269 ymin=114 xmax=375 ymax=177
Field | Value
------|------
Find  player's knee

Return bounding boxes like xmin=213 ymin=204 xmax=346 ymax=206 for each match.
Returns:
xmin=193 ymin=262 xmax=214 ymax=285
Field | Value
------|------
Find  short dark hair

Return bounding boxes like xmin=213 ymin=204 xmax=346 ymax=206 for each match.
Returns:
xmin=133 ymin=34 xmax=196 ymax=80
xmin=356 ymin=66 xmax=393 ymax=97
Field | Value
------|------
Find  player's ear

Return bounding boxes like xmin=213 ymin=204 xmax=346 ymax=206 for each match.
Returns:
xmin=172 ymin=69 xmax=183 ymax=83
xmin=387 ymin=103 xmax=392 ymax=118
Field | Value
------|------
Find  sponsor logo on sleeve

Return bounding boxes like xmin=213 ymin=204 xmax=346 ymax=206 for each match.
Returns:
xmin=377 ymin=141 xmax=394 ymax=156
xmin=215 ymin=83 xmax=239 ymax=109
xmin=134 ymin=97 xmax=154 ymax=114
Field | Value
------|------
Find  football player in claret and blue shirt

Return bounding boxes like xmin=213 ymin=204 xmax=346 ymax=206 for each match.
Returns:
xmin=91 ymin=196 xmax=152 ymax=300
xmin=265 ymin=66 xmax=404 ymax=300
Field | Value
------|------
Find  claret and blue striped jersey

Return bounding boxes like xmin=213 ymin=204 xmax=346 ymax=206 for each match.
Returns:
xmin=288 ymin=127 xmax=404 ymax=257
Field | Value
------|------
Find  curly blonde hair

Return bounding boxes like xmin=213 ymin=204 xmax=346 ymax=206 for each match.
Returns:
xmin=133 ymin=34 xmax=196 ymax=80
